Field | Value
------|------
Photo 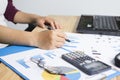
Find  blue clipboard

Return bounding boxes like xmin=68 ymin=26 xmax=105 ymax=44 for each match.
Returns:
xmin=0 ymin=45 xmax=35 ymax=80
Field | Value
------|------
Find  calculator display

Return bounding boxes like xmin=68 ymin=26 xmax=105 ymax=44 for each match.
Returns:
xmin=83 ymin=61 xmax=108 ymax=72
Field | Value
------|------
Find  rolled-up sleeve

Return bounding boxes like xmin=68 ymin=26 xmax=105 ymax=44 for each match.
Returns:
xmin=4 ymin=0 xmax=19 ymax=22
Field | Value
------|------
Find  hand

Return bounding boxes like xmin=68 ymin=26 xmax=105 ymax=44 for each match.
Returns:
xmin=32 ymin=29 xmax=66 ymax=49
xmin=36 ymin=16 xmax=62 ymax=29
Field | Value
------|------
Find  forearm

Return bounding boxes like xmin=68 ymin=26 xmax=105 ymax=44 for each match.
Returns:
xmin=13 ymin=11 xmax=41 ymax=24
xmin=0 ymin=25 xmax=66 ymax=49
xmin=0 ymin=25 xmax=35 ymax=46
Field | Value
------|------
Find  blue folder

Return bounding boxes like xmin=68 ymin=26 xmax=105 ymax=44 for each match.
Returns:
xmin=0 ymin=45 xmax=35 ymax=80
xmin=0 ymin=45 xmax=35 ymax=56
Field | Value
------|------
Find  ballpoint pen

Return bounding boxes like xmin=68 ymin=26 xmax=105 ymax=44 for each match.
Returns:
xmin=65 ymin=39 xmax=71 ymax=42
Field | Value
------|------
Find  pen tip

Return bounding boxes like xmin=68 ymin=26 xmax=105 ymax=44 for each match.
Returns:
xmin=66 ymin=39 xmax=70 ymax=42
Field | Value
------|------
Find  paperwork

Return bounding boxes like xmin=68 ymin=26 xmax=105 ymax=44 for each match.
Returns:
xmin=0 ymin=32 xmax=120 ymax=80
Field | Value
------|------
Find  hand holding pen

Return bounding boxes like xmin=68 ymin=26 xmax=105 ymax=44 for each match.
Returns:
xmin=46 ymin=25 xmax=70 ymax=42
xmin=32 ymin=26 xmax=68 ymax=49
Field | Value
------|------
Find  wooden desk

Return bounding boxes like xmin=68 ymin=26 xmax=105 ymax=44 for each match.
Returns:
xmin=0 ymin=63 xmax=22 ymax=80
xmin=33 ymin=15 xmax=80 ymax=33
xmin=0 ymin=15 xmax=120 ymax=80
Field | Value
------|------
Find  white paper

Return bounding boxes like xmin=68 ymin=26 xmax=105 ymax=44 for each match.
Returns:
xmin=1 ymin=32 xmax=120 ymax=80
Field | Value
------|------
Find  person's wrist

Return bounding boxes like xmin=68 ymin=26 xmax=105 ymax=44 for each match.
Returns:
xmin=30 ymin=14 xmax=41 ymax=24
xmin=28 ymin=32 xmax=39 ymax=47
xmin=35 ymin=16 xmax=47 ymax=25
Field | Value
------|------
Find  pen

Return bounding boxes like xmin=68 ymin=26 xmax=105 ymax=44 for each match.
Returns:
xmin=65 ymin=39 xmax=71 ymax=42
xmin=46 ymin=25 xmax=71 ymax=42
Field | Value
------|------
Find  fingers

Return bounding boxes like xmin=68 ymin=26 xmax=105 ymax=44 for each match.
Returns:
xmin=55 ymin=30 xmax=67 ymax=39
xmin=44 ymin=17 xmax=62 ymax=29
xmin=54 ymin=30 xmax=66 ymax=48
xmin=55 ymin=37 xmax=65 ymax=48
xmin=36 ymin=16 xmax=62 ymax=29
xmin=35 ymin=29 xmax=66 ymax=50
xmin=42 ymin=30 xmax=65 ymax=49
xmin=50 ymin=21 xmax=62 ymax=29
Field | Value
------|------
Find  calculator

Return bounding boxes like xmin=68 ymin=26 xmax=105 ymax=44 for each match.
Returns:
xmin=61 ymin=51 xmax=111 ymax=75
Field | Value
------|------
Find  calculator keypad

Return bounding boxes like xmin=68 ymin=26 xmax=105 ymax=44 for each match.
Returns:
xmin=63 ymin=51 xmax=95 ymax=66
xmin=62 ymin=51 xmax=111 ymax=75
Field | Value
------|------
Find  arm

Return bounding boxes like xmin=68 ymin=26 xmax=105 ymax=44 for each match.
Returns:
xmin=4 ymin=0 xmax=62 ymax=29
xmin=14 ymin=11 xmax=62 ymax=29
xmin=0 ymin=25 xmax=34 ymax=46
xmin=0 ymin=25 xmax=66 ymax=49
xmin=1 ymin=0 xmax=66 ymax=49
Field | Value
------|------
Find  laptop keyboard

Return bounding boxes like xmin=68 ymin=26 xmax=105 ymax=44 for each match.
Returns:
xmin=93 ymin=16 xmax=119 ymax=30
xmin=76 ymin=15 xmax=120 ymax=36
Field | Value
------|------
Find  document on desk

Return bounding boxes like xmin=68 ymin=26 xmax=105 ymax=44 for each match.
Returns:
xmin=0 ymin=32 xmax=120 ymax=80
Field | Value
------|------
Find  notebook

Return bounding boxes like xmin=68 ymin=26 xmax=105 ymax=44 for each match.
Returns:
xmin=76 ymin=15 xmax=120 ymax=36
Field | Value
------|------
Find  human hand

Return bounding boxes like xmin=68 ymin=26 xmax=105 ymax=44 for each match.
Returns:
xmin=35 ymin=16 xmax=62 ymax=29
xmin=31 ymin=29 xmax=66 ymax=49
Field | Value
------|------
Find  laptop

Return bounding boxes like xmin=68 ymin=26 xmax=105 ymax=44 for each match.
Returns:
xmin=76 ymin=15 xmax=120 ymax=36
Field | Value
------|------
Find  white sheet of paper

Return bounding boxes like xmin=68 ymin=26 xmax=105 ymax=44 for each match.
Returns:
xmin=1 ymin=32 xmax=120 ymax=80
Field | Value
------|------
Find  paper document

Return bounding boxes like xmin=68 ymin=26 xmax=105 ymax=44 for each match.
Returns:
xmin=0 ymin=32 xmax=120 ymax=80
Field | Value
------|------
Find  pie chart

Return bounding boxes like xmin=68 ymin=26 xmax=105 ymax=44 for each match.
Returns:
xmin=42 ymin=66 xmax=81 ymax=80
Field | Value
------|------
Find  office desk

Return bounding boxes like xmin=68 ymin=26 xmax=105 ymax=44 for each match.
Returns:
xmin=32 ymin=15 xmax=80 ymax=33
xmin=0 ymin=15 xmax=120 ymax=80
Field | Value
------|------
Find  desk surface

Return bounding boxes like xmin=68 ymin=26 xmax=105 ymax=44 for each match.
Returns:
xmin=33 ymin=15 xmax=80 ymax=33
xmin=0 ymin=15 xmax=120 ymax=80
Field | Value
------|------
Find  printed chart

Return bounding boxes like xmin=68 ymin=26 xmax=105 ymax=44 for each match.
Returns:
xmin=42 ymin=67 xmax=80 ymax=80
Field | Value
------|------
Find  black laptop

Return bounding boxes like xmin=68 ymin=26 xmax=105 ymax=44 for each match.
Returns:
xmin=76 ymin=15 xmax=120 ymax=36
